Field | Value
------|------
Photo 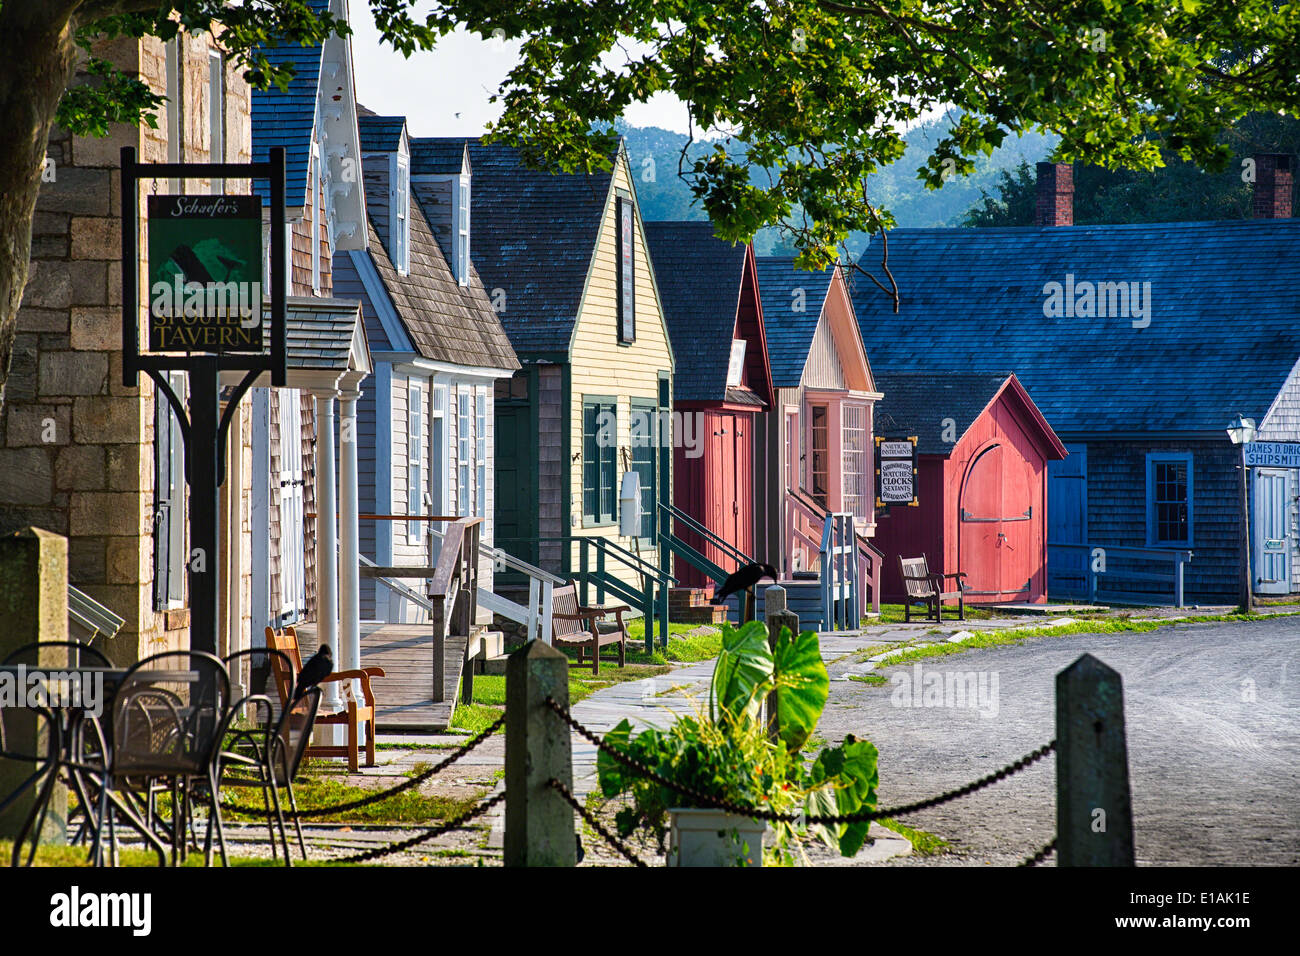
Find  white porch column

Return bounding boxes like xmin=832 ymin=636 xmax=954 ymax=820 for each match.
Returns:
xmin=313 ymin=389 xmax=343 ymax=732
xmin=338 ymin=385 xmax=363 ymax=703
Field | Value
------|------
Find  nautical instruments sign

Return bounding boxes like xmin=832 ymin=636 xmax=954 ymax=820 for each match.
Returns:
xmin=147 ymin=194 xmax=263 ymax=352
xmin=876 ymin=436 xmax=919 ymax=508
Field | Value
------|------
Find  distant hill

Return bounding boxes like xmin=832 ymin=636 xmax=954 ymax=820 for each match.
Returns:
xmin=617 ymin=116 xmax=1059 ymax=251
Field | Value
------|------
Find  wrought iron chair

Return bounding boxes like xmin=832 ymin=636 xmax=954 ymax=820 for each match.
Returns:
xmin=218 ymin=647 xmax=321 ymax=864
xmin=0 ymin=640 xmax=114 ymax=866
xmin=101 ymin=650 xmax=231 ymax=866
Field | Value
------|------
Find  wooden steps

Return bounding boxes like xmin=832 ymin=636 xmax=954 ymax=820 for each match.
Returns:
xmin=669 ymin=587 xmax=729 ymax=624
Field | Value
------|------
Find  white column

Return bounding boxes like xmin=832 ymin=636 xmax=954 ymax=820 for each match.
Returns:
xmin=313 ymin=389 xmax=343 ymax=731
xmin=339 ymin=386 xmax=363 ymax=703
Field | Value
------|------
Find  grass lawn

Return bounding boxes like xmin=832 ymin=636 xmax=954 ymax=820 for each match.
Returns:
xmin=870 ymin=603 xmax=1001 ymax=625
xmin=0 ymin=839 xmax=359 ymax=867
xmin=449 ymin=621 xmax=723 ymax=734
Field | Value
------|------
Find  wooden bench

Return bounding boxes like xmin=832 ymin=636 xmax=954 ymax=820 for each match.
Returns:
xmin=550 ymin=582 xmax=628 ymax=675
xmin=899 ymin=556 xmax=967 ymax=622
xmin=265 ymin=626 xmax=385 ymax=771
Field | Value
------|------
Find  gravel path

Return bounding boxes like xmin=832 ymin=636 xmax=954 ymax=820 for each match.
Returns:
xmin=818 ymin=618 xmax=1300 ymax=866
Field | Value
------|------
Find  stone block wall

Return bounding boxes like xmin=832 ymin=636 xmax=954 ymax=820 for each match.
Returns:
xmin=0 ymin=30 xmax=252 ymax=663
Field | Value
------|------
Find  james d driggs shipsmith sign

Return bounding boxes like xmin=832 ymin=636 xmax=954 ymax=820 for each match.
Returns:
xmin=147 ymin=194 xmax=263 ymax=351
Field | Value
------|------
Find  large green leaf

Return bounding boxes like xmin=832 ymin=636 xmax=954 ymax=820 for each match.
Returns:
xmin=771 ymin=627 xmax=829 ymax=752
xmin=808 ymin=735 xmax=880 ymax=857
xmin=596 ymin=718 xmax=634 ymax=798
xmin=709 ymin=620 xmax=773 ymax=727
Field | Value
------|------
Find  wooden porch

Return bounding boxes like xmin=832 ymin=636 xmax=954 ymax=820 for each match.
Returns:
xmin=294 ymin=622 xmax=468 ymax=731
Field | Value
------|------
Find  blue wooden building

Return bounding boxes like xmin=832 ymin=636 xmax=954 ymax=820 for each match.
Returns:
xmin=851 ymin=164 xmax=1300 ymax=604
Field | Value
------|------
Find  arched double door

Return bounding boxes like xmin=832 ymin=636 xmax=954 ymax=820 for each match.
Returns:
xmin=959 ymin=442 xmax=1036 ymax=601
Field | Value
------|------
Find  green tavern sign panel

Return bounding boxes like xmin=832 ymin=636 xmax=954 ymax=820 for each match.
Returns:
xmin=147 ymin=194 xmax=263 ymax=352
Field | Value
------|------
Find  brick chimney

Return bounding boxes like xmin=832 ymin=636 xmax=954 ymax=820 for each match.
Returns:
xmin=1252 ymin=153 xmax=1294 ymax=219
xmin=1035 ymin=162 xmax=1074 ymax=227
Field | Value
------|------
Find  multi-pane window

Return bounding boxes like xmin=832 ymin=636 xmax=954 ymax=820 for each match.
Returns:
xmin=153 ymin=372 xmax=187 ymax=610
xmin=458 ymin=391 xmax=471 ymax=515
xmin=630 ymin=400 xmax=656 ymax=540
xmin=616 ymin=196 xmax=635 ymax=343
xmin=408 ymin=384 xmax=423 ymax=541
xmin=841 ymin=404 xmax=869 ymax=520
xmin=431 ymin=385 xmax=447 ymax=516
xmin=810 ymin=404 xmax=829 ymax=503
xmin=475 ymin=387 xmax=487 ymax=517
xmin=457 ymin=176 xmax=471 ymax=285
xmin=393 ymin=156 xmax=410 ymax=274
xmin=1147 ymin=454 xmax=1193 ymax=546
xmin=208 ymin=51 xmax=224 ymax=193
xmin=583 ymin=399 xmax=618 ymax=523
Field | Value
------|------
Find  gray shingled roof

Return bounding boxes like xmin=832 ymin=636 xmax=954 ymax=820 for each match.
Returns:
xmin=412 ymin=137 xmax=615 ymax=356
xmin=364 ymin=192 xmax=519 ymax=371
xmin=644 ymin=221 xmax=748 ymax=402
xmin=254 ymin=297 xmax=367 ymax=371
xmin=358 ymin=115 xmax=405 ymax=153
xmin=410 ymin=139 xmax=467 ymax=175
xmin=872 ymin=371 xmax=1015 ymax=455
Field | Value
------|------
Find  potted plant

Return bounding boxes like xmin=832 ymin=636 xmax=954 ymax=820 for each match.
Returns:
xmin=596 ymin=621 xmax=878 ymax=866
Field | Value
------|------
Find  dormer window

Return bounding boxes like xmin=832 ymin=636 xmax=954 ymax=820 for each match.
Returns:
xmin=393 ymin=154 xmax=410 ymax=275
xmin=456 ymin=175 xmax=470 ymax=285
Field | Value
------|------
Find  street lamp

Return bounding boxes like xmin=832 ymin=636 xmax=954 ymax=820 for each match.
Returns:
xmin=1226 ymin=415 xmax=1257 ymax=612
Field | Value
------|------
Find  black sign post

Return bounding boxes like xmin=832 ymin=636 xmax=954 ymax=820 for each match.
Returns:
xmin=120 ymin=146 xmax=286 ymax=656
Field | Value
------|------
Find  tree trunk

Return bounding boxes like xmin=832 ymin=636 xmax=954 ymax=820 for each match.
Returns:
xmin=0 ymin=1 xmax=81 ymax=413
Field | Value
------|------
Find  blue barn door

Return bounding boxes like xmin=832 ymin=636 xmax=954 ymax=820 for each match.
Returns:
xmin=1253 ymin=468 xmax=1292 ymax=595
xmin=1047 ymin=444 xmax=1088 ymax=598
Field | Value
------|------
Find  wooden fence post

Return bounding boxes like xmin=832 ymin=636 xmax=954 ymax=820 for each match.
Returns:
xmin=763 ymin=585 xmax=798 ymax=744
xmin=505 ymin=639 xmax=577 ymax=866
xmin=1056 ymin=653 xmax=1135 ymax=866
xmin=0 ymin=527 xmax=70 ymax=843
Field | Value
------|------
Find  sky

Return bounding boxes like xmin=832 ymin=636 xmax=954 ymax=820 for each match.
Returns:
xmin=349 ymin=13 xmax=694 ymax=138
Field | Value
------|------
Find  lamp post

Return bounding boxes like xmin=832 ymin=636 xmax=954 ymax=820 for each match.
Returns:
xmin=1227 ymin=415 xmax=1257 ymax=611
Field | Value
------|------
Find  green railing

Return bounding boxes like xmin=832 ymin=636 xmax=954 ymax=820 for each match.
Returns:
xmin=657 ymin=501 xmax=756 ymax=589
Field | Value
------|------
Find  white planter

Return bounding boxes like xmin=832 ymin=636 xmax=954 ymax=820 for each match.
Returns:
xmin=667 ymin=807 xmax=765 ymax=867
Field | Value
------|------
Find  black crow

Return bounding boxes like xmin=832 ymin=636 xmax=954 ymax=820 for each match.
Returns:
xmin=294 ymin=644 xmax=334 ymax=701
xmin=710 ymin=563 xmax=779 ymax=604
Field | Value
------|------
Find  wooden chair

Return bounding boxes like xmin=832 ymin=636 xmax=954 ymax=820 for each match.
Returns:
xmin=264 ymin=626 xmax=385 ymax=772
xmin=899 ymin=556 xmax=967 ymax=622
xmin=550 ymin=581 xmax=629 ymax=675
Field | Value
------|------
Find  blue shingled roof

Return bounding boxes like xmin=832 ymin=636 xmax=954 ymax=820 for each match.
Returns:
xmin=872 ymin=371 xmax=1014 ymax=454
xmin=850 ymin=220 xmax=1300 ymax=435
xmin=754 ymin=257 xmax=836 ymax=388
xmin=644 ymin=222 xmax=747 ymax=402
xmin=410 ymin=139 xmax=467 ymax=175
xmin=251 ymin=41 xmax=323 ymax=208
xmin=412 ymin=138 xmax=614 ymax=355
xmin=357 ymin=115 xmax=405 ymax=153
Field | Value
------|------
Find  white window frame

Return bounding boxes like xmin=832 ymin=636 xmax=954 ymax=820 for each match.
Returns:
xmin=457 ymin=390 xmax=471 ymax=516
xmin=430 ymin=384 xmax=448 ymax=515
xmin=208 ymin=50 xmax=224 ymax=194
xmin=278 ymin=390 xmax=306 ymax=619
xmin=392 ymin=154 xmax=410 ymax=275
xmin=408 ymin=383 xmax=423 ymax=541
xmin=311 ymin=144 xmax=322 ymax=294
xmin=475 ymin=386 xmax=487 ymax=517
xmin=456 ymin=175 xmax=471 ymax=285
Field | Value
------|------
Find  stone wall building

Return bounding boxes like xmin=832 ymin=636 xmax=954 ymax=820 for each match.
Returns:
xmin=0 ymin=30 xmax=253 ymax=663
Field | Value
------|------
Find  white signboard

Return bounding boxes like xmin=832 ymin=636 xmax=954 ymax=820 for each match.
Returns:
xmin=1244 ymin=442 xmax=1300 ymax=468
xmin=879 ymin=460 xmax=914 ymax=503
xmin=726 ymin=339 xmax=747 ymax=388
xmin=879 ymin=440 xmax=913 ymax=459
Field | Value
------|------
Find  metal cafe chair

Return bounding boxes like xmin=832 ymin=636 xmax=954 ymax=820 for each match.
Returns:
xmin=0 ymin=640 xmax=115 ymax=867
xmin=100 ymin=650 xmax=231 ymax=866
xmin=217 ymin=648 xmax=322 ymax=864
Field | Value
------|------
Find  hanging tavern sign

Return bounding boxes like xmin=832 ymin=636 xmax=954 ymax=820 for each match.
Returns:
xmin=876 ymin=435 xmax=919 ymax=508
xmin=120 ymin=146 xmax=286 ymax=657
xmin=146 ymin=194 xmax=263 ymax=351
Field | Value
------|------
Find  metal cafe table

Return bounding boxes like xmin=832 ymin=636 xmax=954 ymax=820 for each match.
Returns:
xmin=0 ymin=664 xmax=201 ymax=866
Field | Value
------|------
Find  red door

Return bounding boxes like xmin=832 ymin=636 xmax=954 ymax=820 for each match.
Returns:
xmin=959 ymin=444 xmax=1004 ymax=597
xmin=959 ymin=443 xmax=1035 ymax=600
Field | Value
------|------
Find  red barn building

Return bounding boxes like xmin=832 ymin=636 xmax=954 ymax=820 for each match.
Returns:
xmin=872 ymin=372 xmax=1067 ymax=605
xmin=643 ymin=223 xmax=774 ymax=601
